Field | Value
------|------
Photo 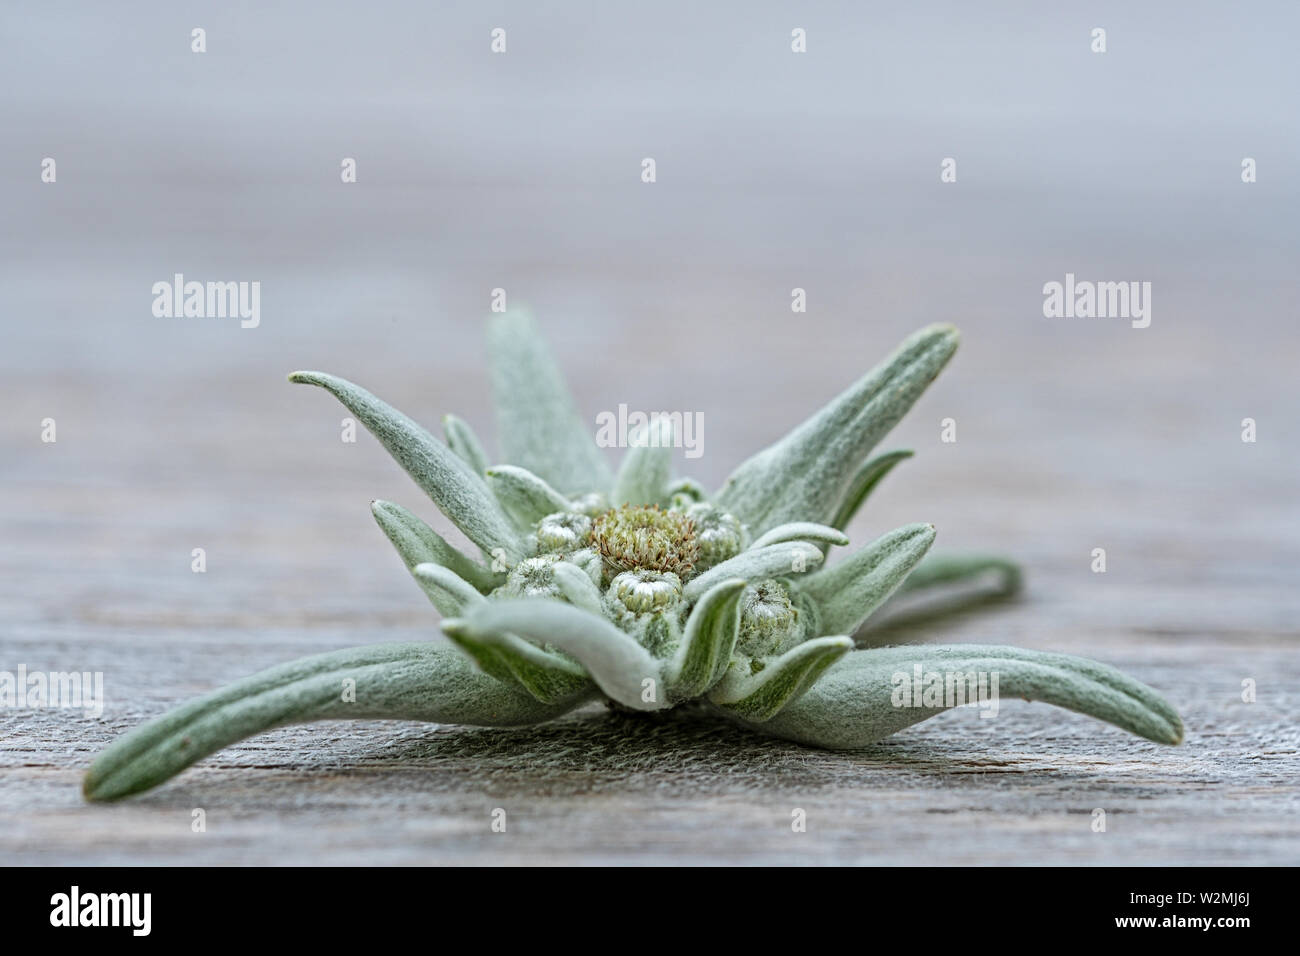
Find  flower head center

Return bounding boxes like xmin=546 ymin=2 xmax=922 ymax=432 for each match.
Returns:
xmin=590 ymin=504 xmax=698 ymax=578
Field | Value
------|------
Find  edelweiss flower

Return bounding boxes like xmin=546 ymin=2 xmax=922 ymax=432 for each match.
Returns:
xmin=84 ymin=313 xmax=1182 ymax=801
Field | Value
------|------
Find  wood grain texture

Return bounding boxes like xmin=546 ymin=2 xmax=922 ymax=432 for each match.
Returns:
xmin=3 ymin=320 xmax=1297 ymax=864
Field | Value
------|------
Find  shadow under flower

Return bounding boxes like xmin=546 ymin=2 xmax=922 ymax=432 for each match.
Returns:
xmin=363 ymin=703 xmax=1005 ymax=797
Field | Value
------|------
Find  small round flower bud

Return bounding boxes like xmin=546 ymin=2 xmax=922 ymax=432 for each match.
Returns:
xmin=736 ymin=579 xmax=799 ymax=657
xmin=609 ymin=570 xmax=683 ymax=614
xmin=568 ymin=492 xmax=609 ymax=517
xmin=501 ymin=554 xmax=563 ymax=599
xmin=685 ymin=504 xmax=743 ymax=571
xmin=535 ymin=511 xmax=593 ymax=553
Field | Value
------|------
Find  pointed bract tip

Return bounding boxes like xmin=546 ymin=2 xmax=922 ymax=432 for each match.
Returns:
xmin=909 ymin=323 xmax=960 ymax=358
xmin=1167 ymin=715 xmax=1185 ymax=745
xmin=82 ymin=765 xmax=123 ymax=802
xmin=287 ymin=370 xmax=341 ymax=390
xmin=923 ymin=322 xmax=960 ymax=341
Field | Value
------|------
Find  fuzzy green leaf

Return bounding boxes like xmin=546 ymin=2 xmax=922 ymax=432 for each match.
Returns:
xmin=412 ymin=563 xmax=485 ymax=617
xmin=83 ymin=643 xmax=590 ymax=802
xmin=798 ymin=523 xmax=936 ymax=634
xmin=667 ymin=578 xmax=745 ymax=698
xmin=487 ymin=310 xmax=612 ymax=495
xmin=683 ymin=542 xmax=825 ymax=602
xmin=440 ymin=620 xmax=591 ymax=704
xmin=749 ymin=521 xmax=850 ymax=551
xmin=552 ymin=561 xmax=605 ymax=616
xmin=858 ymin=552 xmax=1024 ymax=637
xmin=289 ymin=371 xmax=523 ymax=559
xmin=612 ymin=417 xmax=674 ymax=507
xmin=895 ymin=553 xmax=1022 ymax=597
xmin=750 ymin=645 xmax=1184 ymax=748
xmin=455 ymin=599 xmax=668 ymax=711
xmin=710 ymin=636 xmax=854 ymax=721
xmin=371 ymin=500 xmax=502 ymax=592
xmin=485 ymin=464 xmax=572 ymax=529
xmin=443 ymin=414 xmax=490 ymax=475
xmin=714 ymin=325 xmax=958 ymax=534
xmin=830 ymin=449 xmax=913 ymax=531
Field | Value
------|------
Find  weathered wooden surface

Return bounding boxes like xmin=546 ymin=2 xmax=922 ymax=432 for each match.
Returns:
xmin=4 ymin=320 xmax=1297 ymax=864
xmin=2 ymin=4 xmax=1298 ymax=864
